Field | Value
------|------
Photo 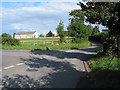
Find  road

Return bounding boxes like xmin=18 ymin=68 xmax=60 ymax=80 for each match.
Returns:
xmin=1 ymin=43 xmax=101 ymax=88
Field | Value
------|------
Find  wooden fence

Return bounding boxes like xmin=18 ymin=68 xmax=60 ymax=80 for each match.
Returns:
xmin=21 ymin=40 xmax=59 ymax=46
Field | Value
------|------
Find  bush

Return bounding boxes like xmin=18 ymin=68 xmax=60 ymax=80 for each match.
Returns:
xmin=89 ymin=32 xmax=109 ymax=43
xmin=39 ymin=34 xmax=44 ymax=37
xmin=1 ymin=33 xmax=12 ymax=38
xmin=2 ymin=38 xmax=20 ymax=46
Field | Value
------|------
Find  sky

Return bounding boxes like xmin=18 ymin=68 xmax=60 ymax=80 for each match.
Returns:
xmin=1 ymin=0 xmax=107 ymax=36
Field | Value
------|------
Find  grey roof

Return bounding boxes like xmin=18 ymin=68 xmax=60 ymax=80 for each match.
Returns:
xmin=16 ymin=31 xmax=36 ymax=35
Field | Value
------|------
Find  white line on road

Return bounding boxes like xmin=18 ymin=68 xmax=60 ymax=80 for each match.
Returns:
xmin=4 ymin=65 xmax=15 ymax=70
xmin=0 ymin=70 xmax=2 ymax=72
xmin=16 ymin=63 xmax=24 ymax=66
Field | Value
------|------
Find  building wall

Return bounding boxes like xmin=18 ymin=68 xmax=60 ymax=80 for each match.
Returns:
xmin=33 ymin=32 xmax=39 ymax=38
xmin=15 ymin=34 xmax=33 ymax=39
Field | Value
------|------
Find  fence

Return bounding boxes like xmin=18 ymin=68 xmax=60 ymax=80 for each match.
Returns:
xmin=21 ymin=40 xmax=59 ymax=46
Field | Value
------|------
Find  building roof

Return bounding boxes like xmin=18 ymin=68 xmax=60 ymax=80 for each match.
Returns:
xmin=16 ymin=31 xmax=36 ymax=35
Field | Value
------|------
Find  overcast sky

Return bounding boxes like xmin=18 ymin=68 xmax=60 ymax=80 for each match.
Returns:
xmin=1 ymin=0 xmax=107 ymax=36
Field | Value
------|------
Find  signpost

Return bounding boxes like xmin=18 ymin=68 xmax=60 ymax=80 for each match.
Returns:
xmin=117 ymin=36 xmax=120 ymax=58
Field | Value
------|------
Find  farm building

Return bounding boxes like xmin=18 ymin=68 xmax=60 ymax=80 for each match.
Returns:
xmin=14 ymin=31 xmax=39 ymax=39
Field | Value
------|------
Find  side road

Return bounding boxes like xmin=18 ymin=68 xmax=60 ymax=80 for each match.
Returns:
xmin=2 ymin=42 xmax=102 ymax=88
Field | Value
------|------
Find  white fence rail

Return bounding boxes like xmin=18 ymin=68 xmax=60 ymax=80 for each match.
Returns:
xmin=21 ymin=40 xmax=59 ymax=46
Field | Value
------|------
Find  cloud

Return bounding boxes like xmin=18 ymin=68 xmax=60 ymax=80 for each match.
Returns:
xmin=2 ymin=2 xmax=80 ymax=35
xmin=2 ymin=0 xmax=78 ymax=2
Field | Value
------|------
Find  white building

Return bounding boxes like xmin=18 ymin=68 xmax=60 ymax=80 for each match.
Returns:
xmin=15 ymin=31 xmax=39 ymax=39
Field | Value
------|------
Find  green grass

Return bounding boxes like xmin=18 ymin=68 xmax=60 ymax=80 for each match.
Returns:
xmin=1 ymin=40 xmax=91 ymax=50
xmin=87 ymin=50 xmax=120 ymax=88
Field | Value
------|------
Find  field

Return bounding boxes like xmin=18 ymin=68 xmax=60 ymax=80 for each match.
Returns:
xmin=1 ymin=38 xmax=91 ymax=50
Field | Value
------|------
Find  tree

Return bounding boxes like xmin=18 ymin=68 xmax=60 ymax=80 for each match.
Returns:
xmin=92 ymin=26 xmax=100 ymax=36
xmin=39 ymin=34 xmax=44 ymax=37
xmin=46 ymin=30 xmax=54 ymax=37
xmin=78 ymin=1 xmax=120 ymax=37
xmin=78 ymin=1 xmax=120 ymax=56
xmin=2 ymin=33 xmax=12 ymax=38
xmin=13 ymin=33 xmax=16 ymax=38
xmin=67 ymin=9 xmax=93 ymax=43
xmin=1 ymin=33 xmax=20 ymax=46
xmin=56 ymin=20 xmax=66 ymax=43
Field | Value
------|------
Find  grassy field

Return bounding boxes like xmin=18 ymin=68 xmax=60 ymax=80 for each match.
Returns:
xmin=1 ymin=38 xmax=91 ymax=50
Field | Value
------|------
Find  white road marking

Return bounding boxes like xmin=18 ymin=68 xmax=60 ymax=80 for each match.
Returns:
xmin=4 ymin=65 xmax=15 ymax=70
xmin=16 ymin=63 xmax=24 ymax=66
xmin=0 ymin=70 xmax=2 ymax=72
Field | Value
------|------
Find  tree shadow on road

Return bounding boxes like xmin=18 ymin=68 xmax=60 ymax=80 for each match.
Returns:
xmin=2 ymin=57 xmax=87 ymax=89
xmin=20 ymin=57 xmax=87 ymax=88
xmin=2 ymin=46 xmax=101 ymax=89
xmin=2 ymin=74 xmax=41 ymax=88
xmin=30 ymin=50 xmax=94 ymax=61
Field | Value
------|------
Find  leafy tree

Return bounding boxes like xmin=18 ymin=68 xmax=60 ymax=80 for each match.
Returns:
xmin=1 ymin=33 xmax=20 ymax=46
xmin=46 ymin=30 xmax=54 ymax=37
xmin=56 ymin=20 xmax=66 ymax=43
xmin=92 ymin=26 xmax=100 ymax=36
xmin=2 ymin=33 xmax=12 ymax=38
xmin=78 ymin=1 xmax=120 ymax=56
xmin=39 ymin=34 xmax=44 ymax=37
xmin=78 ymin=1 xmax=120 ymax=37
xmin=13 ymin=33 xmax=16 ymax=38
xmin=67 ymin=9 xmax=93 ymax=43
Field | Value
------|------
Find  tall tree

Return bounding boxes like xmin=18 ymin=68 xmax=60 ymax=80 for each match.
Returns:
xmin=56 ymin=20 xmax=66 ymax=43
xmin=67 ymin=9 xmax=93 ymax=43
xmin=92 ymin=26 xmax=100 ymax=36
xmin=78 ymin=1 xmax=120 ymax=37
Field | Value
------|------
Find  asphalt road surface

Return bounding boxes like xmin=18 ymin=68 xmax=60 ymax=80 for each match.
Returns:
xmin=1 ymin=43 xmax=101 ymax=88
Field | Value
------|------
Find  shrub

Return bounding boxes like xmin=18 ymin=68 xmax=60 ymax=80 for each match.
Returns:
xmin=89 ymin=32 xmax=109 ymax=43
xmin=1 ymin=33 xmax=12 ymax=38
xmin=39 ymin=34 xmax=44 ymax=37
xmin=2 ymin=37 xmax=20 ymax=46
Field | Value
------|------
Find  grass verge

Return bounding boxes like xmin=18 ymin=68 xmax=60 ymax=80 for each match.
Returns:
xmin=86 ymin=50 xmax=120 ymax=88
xmin=76 ymin=49 xmax=120 ymax=88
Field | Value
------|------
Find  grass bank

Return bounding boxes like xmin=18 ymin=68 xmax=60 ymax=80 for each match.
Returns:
xmin=76 ymin=49 xmax=120 ymax=88
xmin=1 ymin=40 xmax=91 ymax=50
xmin=87 ymin=50 xmax=120 ymax=88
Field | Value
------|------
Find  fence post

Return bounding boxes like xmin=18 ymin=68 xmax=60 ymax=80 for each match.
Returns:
xmin=34 ymin=41 xmax=35 ymax=46
xmin=52 ymin=41 xmax=53 ymax=44
xmin=117 ymin=36 xmax=120 ymax=58
xmin=43 ymin=41 xmax=45 ymax=44
xmin=22 ymin=41 xmax=24 ymax=46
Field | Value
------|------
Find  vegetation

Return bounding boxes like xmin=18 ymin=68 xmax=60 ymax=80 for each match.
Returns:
xmin=87 ymin=49 xmax=120 ymax=88
xmin=2 ymin=33 xmax=12 ymax=38
xmin=56 ymin=20 xmax=66 ymax=43
xmin=46 ymin=30 xmax=55 ymax=37
xmin=78 ymin=1 xmax=120 ymax=53
xmin=89 ymin=32 xmax=109 ymax=43
xmin=92 ymin=26 xmax=100 ymax=36
xmin=1 ymin=33 xmax=20 ymax=46
xmin=39 ymin=34 xmax=44 ymax=37
xmin=1 ymin=40 xmax=91 ymax=50
xmin=67 ymin=10 xmax=93 ymax=43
